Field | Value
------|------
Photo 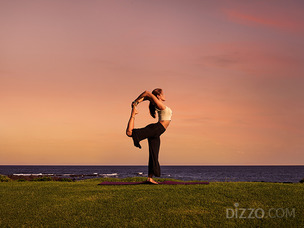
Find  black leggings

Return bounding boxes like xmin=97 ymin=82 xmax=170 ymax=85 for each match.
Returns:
xmin=131 ymin=122 xmax=166 ymax=177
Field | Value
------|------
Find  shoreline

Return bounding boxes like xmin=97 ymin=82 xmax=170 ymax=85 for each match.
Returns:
xmin=1 ymin=174 xmax=303 ymax=183
xmin=1 ymin=166 xmax=304 ymax=183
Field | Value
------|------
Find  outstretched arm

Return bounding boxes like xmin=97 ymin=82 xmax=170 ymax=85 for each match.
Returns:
xmin=133 ymin=91 xmax=165 ymax=110
xmin=132 ymin=91 xmax=148 ymax=107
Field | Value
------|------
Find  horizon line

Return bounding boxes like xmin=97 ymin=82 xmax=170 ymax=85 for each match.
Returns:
xmin=1 ymin=164 xmax=303 ymax=166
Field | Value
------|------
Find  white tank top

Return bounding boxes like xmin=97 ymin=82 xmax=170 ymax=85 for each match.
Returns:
xmin=155 ymin=106 xmax=172 ymax=121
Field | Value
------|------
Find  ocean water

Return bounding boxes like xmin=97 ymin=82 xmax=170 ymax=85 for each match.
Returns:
xmin=0 ymin=165 xmax=303 ymax=183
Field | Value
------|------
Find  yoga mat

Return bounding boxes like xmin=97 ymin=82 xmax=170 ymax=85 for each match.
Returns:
xmin=98 ymin=180 xmax=209 ymax=185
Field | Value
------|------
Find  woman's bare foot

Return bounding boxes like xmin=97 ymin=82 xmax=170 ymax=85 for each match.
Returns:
xmin=147 ymin=177 xmax=158 ymax=184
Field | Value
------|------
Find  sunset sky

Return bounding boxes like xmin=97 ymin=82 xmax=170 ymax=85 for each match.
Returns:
xmin=1 ymin=0 xmax=303 ymax=165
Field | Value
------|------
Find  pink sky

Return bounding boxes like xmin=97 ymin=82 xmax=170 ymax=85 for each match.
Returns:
xmin=1 ymin=0 xmax=304 ymax=165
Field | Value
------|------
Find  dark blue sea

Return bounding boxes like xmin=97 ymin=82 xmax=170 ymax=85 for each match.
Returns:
xmin=1 ymin=166 xmax=303 ymax=183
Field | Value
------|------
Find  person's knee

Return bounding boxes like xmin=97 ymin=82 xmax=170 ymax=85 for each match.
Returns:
xmin=126 ymin=130 xmax=132 ymax=137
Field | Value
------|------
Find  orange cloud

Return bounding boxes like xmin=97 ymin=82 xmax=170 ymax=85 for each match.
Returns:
xmin=223 ymin=9 xmax=303 ymax=33
xmin=192 ymin=41 xmax=303 ymax=77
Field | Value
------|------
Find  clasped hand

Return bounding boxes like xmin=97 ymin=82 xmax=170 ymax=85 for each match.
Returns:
xmin=131 ymin=101 xmax=138 ymax=108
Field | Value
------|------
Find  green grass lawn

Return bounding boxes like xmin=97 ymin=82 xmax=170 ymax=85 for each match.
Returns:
xmin=0 ymin=177 xmax=303 ymax=227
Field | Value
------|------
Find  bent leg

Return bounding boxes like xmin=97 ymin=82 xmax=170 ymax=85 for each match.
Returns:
xmin=126 ymin=106 xmax=138 ymax=137
xmin=148 ymin=136 xmax=161 ymax=177
xmin=126 ymin=116 xmax=135 ymax=137
xmin=131 ymin=123 xmax=158 ymax=149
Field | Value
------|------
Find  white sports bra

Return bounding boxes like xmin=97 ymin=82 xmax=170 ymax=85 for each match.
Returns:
xmin=155 ymin=106 xmax=173 ymax=121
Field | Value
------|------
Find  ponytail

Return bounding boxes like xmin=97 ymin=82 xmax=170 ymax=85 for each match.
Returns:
xmin=149 ymin=88 xmax=162 ymax=118
xmin=149 ymin=102 xmax=156 ymax=118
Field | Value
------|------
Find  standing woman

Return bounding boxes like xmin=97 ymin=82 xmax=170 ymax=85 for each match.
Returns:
xmin=126 ymin=88 xmax=172 ymax=184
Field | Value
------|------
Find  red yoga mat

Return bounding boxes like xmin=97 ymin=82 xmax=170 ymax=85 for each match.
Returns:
xmin=98 ymin=180 xmax=209 ymax=185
